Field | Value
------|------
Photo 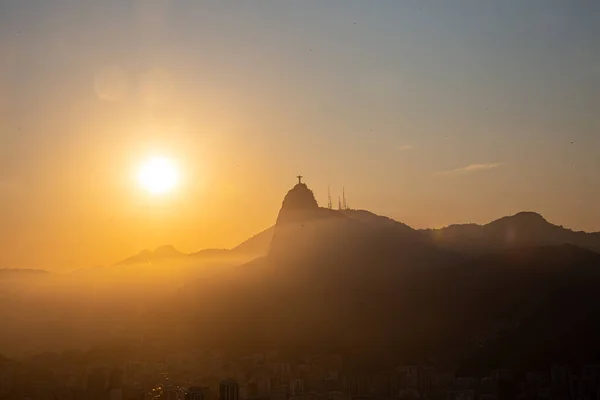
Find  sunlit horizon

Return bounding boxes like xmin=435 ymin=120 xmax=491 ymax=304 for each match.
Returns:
xmin=1 ymin=0 xmax=599 ymax=270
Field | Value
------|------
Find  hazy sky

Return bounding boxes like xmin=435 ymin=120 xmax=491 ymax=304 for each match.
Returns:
xmin=1 ymin=0 xmax=599 ymax=270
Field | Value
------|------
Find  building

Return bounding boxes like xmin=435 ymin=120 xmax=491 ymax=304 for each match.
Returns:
xmin=348 ymin=373 xmax=371 ymax=396
xmin=0 ymin=369 xmax=12 ymax=397
xmin=398 ymin=367 xmax=420 ymax=389
xmin=370 ymin=372 xmax=399 ymax=397
xmin=186 ymin=387 xmax=208 ymax=400
xmin=550 ymin=365 xmax=575 ymax=399
xmin=579 ymin=366 xmax=600 ymax=400
xmin=238 ymin=384 xmax=248 ymax=400
xmin=87 ymin=367 xmax=109 ymax=400
xmin=220 ymin=379 xmax=239 ymax=400
xmin=162 ymin=387 xmax=186 ymax=400
xmin=109 ymin=368 xmax=124 ymax=400
xmin=445 ymin=390 xmax=475 ymax=400
xmin=269 ymin=386 xmax=288 ymax=400
xmin=290 ymin=379 xmax=305 ymax=396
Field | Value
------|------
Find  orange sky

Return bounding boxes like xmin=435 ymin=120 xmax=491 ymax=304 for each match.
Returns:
xmin=1 ymin=1 xmax=599 ymax=270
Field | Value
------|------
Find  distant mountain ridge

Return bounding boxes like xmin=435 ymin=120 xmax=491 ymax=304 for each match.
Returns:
xmin=118 ymin=228 xmax=275 ymax=266
xmin=423 ymin=211 xmax=600 ymax=255
xmin=115 ymin=195 xmax=600 ymax=267
xmin=117 ymin=245 xmax=187 ymax=265
xmin=0 ymin=268 xmax=49 ymax=276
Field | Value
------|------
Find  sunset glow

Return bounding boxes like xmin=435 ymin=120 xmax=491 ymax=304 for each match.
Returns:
xmin=137 ymin=157 xmax=180 ymax=195
xmin=2 ymin=0 xmax=600 ymax=381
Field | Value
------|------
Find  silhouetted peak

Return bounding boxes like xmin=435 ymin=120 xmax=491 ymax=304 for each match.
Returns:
xmin=489 ymin=211 xmax=551 ymax=230
xmin=512 ymin=211 xmax=547 ymax=222
xmin=118 ymin=245 xmax=186 ymax=265
xmin=426 ymin=211 xmax=600 ymax=255
xmin=281 ymin=182 xmax=318 ymax=211
xmin=272 ymin=178 xmax=354 ymax=253
xmin=153 ymin=245 xmax=184 ymax=258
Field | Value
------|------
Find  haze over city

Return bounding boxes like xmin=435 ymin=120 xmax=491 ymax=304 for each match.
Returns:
xmin=4 ymin=3 xmax=600 ymax=400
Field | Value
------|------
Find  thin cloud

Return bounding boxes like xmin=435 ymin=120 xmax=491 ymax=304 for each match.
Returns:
xmin=438 ymin=162 xmax=504 ymax=176
xmin=397 ymin=145 xmax=414 ymax=151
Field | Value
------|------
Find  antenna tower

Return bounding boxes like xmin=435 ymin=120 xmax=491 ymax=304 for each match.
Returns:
xmin=327 ymin=186 xmax=333 ymax=209
xmin=342 ymin=187 xmax=347 ymax=210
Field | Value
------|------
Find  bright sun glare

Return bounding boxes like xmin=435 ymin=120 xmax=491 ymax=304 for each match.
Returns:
xmin=138 ymin=157 xmax=180 ymax=195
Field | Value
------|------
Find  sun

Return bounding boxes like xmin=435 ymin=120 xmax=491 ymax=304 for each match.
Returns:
xmin=137 ymin=157 xmax=180 ymax=195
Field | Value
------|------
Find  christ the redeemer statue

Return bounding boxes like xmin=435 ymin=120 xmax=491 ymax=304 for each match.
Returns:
xmin=297 ymin=175 xmax=303 ymax=184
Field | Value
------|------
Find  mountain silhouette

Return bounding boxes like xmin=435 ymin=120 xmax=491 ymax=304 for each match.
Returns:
xmin=116 ymin=227 xmax=274 ymax=265
xmin=3 ymin=177 xmax=600 ymax=369
xmin=117 ymin=245 xmax=186 ymax=265
xmin=179 ymin=179 xmax=462 ymax=354
xmin=425 ymin=211 xmax=600 ymax=255
xmin=171 ymin=180 xmax=600 ymax=369
xmin=270 ymin=179 xmax=436 ymax=263
xmin=0 ymin=269 xmax=49 ymax=276
xmin=187 ymin=227 xmax=274 ymax=261
xmin=230 ymin=227 xmax=274 ymax=255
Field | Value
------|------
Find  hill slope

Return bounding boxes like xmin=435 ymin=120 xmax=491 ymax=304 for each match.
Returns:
xmin=453 ymin=244 xmax=600 ymax=373
xmin=176 ymin=181 xmax=463 ymax=357
xmin=118 ymin=245 xmax=186 ymax=265
xmin=177 ymin=241 xmax=600 ymax=368
xmin=172 ymin=183 xmax=600 ymax=369
xmin=425 ymin=211 xmax=600 ymax=255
